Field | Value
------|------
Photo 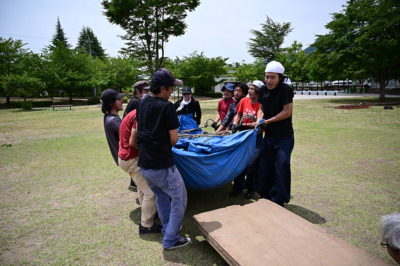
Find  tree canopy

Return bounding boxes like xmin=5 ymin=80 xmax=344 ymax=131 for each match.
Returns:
xmin=247 ymin=16 xmax=292 ymax=61
xmin=314 ymin=0 xmax=400 ymax=100
xmin=50 ymin=17 xmax=71 ymax=50
xmin=102 ymin=0 xmax=200 ymax=75
xmin=77 ymin=26 xmax=106 ymax=58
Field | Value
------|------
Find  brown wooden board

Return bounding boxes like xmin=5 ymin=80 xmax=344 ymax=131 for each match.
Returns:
xmin=193 ymin=199 xmax=388 ymax=266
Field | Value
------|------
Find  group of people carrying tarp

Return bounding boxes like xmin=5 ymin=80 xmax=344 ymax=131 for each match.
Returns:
xmin=100 ymin=60 xmax=294 ymax=251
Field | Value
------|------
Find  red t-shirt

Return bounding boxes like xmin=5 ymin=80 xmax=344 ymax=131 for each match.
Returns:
xmin=118 ymin=109 xmax=139 ymax=160
xmin=218 ymin=98 xmax=235 ymax=122
xmin=236 ymin=97 xmax=260 ymax=129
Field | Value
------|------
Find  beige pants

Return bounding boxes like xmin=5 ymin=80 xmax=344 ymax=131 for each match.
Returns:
xmin=118 ymin=157 xmax=157 ymax=228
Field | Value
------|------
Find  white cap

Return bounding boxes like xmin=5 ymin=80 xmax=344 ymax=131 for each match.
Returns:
xmin=250 ymin=80 xmax=264 ymax=88
xmin=265 ymin=60 xmax=285 ymax=74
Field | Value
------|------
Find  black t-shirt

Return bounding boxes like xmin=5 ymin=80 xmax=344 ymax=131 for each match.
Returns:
xmin=258 ymin=83 xmax=294 ymax=139
xmin=123 ymin=96 xmax=140 ymax=118
xmin=137 ymin=96 xmax=180 ymax=169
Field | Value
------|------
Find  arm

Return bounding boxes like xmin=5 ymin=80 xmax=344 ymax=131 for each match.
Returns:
xmin=169 ymin=128 xmax=179 ymax=146
xmin=256 ymin=105 xmax=264 ymax=123
xmin=232 ymin=113 xmax=241 ymax=126
xmin=195 ymin=101 xmax=202 ymax=125
xmin=214 ymin=113 xmax=221 ymax=123
xmin=264 ymin=103 xmax=293 ymax=125
xmin=215 ymin=124 xmax=226 ymax=133
xmin=129 ymin=127 xmax=138 ymax=150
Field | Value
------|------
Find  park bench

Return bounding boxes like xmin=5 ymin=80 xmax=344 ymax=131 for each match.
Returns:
xmin=50 ymin=104 xmax=72 ymax=111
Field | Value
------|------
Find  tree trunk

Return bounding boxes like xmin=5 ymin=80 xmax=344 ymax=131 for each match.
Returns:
xmin=69 ymin=93 xmax=73 ymax=104
xmin=378 ymin=79 xmax=386 ymax=101
xmin=6 ymin=96 xmax=10 ymax=105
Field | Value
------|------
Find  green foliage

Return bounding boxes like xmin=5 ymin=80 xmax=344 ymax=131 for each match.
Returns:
xmin=2 ymin=72 xmax=45 ymax=101
xmin=87 ymin=96 xmax=100 ymax=105
xmin=202 ymin=91 xmax=222 ymax=98
xmin=92 ymin=56 xmax=145 ymax=91
xmin=77 ymin=27 xmax=105 ymax=58
xmin=247 ymin=16 xmax=292 ymax=61
xmin=232 ymin=61 xmax=265 ymax=82
xmin=173 ymin=52 xmax=228 ymax=96
xmin=102 ymin=0 xmax=200 ymax=75
xmin=20 ymin=101 xmax=33 ymax=110
xmin=49 ymin=17 xmax=71 ymax=50
xmin=313 ymin=0 xmax=400 ymax=100
xmin=275 ymin=41 xmax=309 ymax=83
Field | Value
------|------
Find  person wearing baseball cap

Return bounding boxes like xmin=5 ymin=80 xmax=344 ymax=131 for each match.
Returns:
xmin=212 ymin=83 xmax=235 ymax=130
xmin=173 ymin=86 xmax=202 ymax=125
xmin=122 ymin=80 xmax=151 ymax=191
xmin=123 ymin=81 xmax=150 ymax=119
xmin=136 ymin=68 xmax=191 ymax=250
xmin=100 ymin=88 xmax=125 ymax=167
xmin=256 ymin=60 xmax=294 ymax=207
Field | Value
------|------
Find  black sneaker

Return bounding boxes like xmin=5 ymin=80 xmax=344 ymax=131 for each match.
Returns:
xmin=229 ymin=189 xmax=242 ymax=197
xmin=245 ymin=191 xmax=254 ymax=199
xmin=139 ymin=223 xmax=162 ymax=234
xmin=164 ymin=237 xmax=191 ymax=250
xmin=128 ymin=184 xmax=137 ymax=192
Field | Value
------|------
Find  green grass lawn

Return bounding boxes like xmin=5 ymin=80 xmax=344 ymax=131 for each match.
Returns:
xmin=0 ymin=97 xmax=399 ymax=265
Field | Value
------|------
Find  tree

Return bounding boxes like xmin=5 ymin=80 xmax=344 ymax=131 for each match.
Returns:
xmin=232 ymin=61 xmax=265 ymax=83
xmin=0 ymin=37 xmax=29 ymax=104
xmin=247 ymin=16 xmax=292 ymax=61
xmin=50 ymin=17 xmax=71 ymax=50
xmin=42 ymin=46 xmax=96 ymax=103
xmin=102 ymin=0 xmax=200 ymax=75
xmin=2 ymin=72 xmax=45 ymax=102
xmin=173 ymin=52 xmax=227 ymax=95
xmin=92 ymin=56 xmax=145 ymax=92
xmin=77 ymin=26 xmax=106 ymax=58
xmin=314 ymin=0 xmax=400 ymax=100
xmin=275 ymin=41 xmax=309 ymax=88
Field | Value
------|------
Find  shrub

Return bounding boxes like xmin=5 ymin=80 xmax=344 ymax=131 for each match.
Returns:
xmin=32 ymin=101 xmax=53 ymax=107
xmin=87 ymin=96 xmax=100 ymax=105
xmin=21 ymin=102 xmax=33 ymax=110
xmin=122 ymin=96 xmax=128 ymax=103
xmin=201 ymin=92 xmax=223 ymax=98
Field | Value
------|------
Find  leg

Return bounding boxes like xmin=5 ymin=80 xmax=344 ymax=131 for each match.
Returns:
xmin=230 ymin=169 xmax=246 ymax=197
xmin=257 ymin=138 xmax=275 ymax=199
xmin=119 ymin=158 xmax=157 ymax=228
xmin=270 ymin=136 xmax=294 ymax=204
xmin=140 ymin=166 xmax=187 ymax=249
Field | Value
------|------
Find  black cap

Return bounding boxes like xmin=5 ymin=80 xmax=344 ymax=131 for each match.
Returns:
xmin=182 ymin=86 xmax=192 ymax=94
xmin=152 ymin=68 xmax=183 ymax=87
xmin=100 ymin=89 xmax=125 ymax=102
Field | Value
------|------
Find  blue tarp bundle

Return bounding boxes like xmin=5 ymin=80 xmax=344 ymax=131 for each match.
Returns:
xmin=173 ymin=130 xmax=257 ymax=190
xmin=177 ymin=114 xmax=202 ymax=134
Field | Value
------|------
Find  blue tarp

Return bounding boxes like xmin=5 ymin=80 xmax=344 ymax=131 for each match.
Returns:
xmin=173 ymin=130 xmax=257 ymax=190
xmin=177 ymin=114 xmax=202 ymax=134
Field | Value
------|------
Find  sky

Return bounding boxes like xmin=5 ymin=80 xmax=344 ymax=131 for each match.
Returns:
xmin=0 ymin=0 xmax=347 ymax=64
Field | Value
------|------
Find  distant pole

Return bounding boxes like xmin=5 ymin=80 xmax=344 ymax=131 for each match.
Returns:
xmin=87 ymin=35 xmax=92 ymax=57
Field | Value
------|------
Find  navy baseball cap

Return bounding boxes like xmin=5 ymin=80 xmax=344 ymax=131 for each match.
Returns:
xmin=222 ymin=83 xmax=235 ymax=91
xmin=152 ymin=68 xmax=183 ymax=87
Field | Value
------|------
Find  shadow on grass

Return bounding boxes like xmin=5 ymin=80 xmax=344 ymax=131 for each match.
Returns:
xmin=11 ymin=109 xmax=43 ymax=113
xmin=285 ymin=204 xmax=326 ymax=224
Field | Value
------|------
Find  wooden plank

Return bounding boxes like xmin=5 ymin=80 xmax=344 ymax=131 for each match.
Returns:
xmin=193 ymin=199 xmax=388 ymax=266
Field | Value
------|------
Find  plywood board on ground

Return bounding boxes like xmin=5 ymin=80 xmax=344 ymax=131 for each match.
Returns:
xmin=193 ymin=199 xmax=387 ymax=266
